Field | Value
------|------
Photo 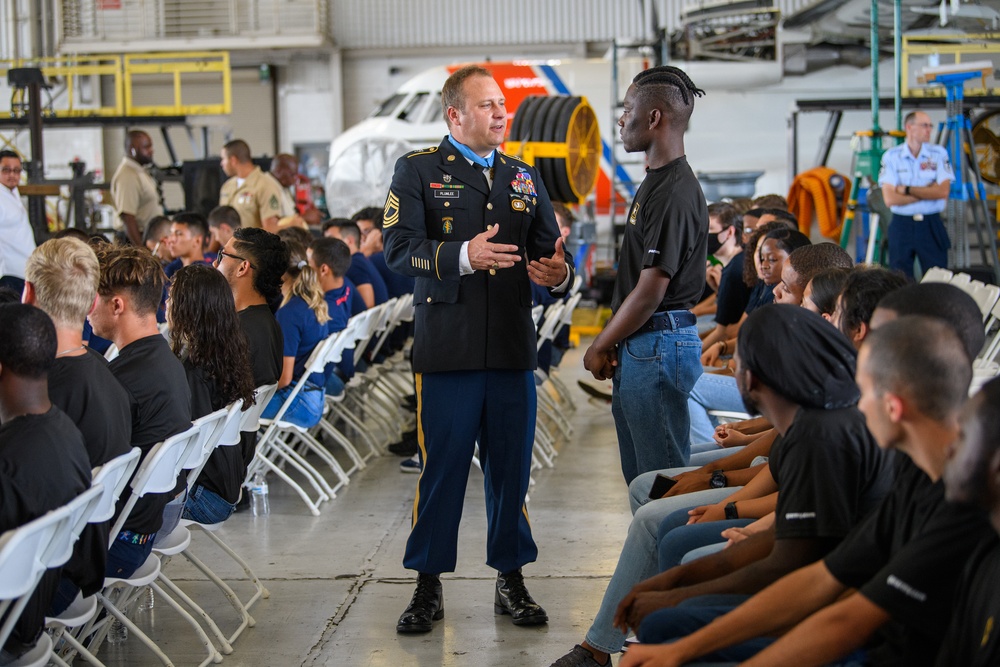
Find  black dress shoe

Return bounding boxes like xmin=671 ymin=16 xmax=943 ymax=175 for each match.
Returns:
xmin=396 ymin=573 xmax=443 ymax=633
xmin=494 ymin=569 xmax=548 ymax=625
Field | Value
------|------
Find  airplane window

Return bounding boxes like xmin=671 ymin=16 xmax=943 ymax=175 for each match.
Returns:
xmin=420 ymin=91 xmax=443 ymax=123
xmin=398 ymin=92 xmax=429 ymax=122
xmin=372 ymin=93 xmax=407 ymax=118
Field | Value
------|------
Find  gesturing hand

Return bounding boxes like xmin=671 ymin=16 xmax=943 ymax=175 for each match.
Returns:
xmin=528 ymin=236 xmax=568 ymax=287
xmin=467 ymin=224 xmax=522 ymax=271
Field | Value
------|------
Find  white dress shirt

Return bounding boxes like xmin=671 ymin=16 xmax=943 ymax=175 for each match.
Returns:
xmin=0 ymin=184 xmax=36 ymax=279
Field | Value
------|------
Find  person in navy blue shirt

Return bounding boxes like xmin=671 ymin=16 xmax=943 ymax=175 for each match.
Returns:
xmin=323 ymin=218 xmax=388 ymax=307
xmin=163 ymin=212 xmax=215 ymax=280
xmin=309 ymin=236 xmax=357 ymax=392
xmin=260 ymin=239 xmax=331 ymax=428
xmin=354 ymin=206 xmax=415 ymax=299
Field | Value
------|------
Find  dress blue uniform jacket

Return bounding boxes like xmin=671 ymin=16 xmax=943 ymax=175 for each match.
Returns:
xmin=382 ymin=136 xmax=574 ymax=374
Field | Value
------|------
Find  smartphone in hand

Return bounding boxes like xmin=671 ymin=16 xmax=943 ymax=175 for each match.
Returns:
xmin=648 ymin=473 xmax=678 ymax=500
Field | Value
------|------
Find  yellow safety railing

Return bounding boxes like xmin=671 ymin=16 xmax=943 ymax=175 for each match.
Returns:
xmin=0 ymin=55 xmax=123 ymax=117
xmin=902 ymin=34 xmax=1000 ymax=97
xmin=123 ymin=52 xmax=231 ymax=116
xmin=0 ymin=51 xmax=230 ymax=118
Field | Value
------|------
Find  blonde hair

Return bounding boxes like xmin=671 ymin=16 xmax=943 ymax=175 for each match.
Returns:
xmin=25 ymin=238 xmax=100 ymax=329
xmin=281 ymin=239 xmax=330 ymax=324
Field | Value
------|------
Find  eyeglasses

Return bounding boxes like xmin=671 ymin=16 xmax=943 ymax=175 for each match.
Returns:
xmin=0 ymin=167 xmax=22 ymax=175
xmin=912 ymin=123 xmax=934 ymax=128
xmin=215 ymin=249 xmax=256 ymax=270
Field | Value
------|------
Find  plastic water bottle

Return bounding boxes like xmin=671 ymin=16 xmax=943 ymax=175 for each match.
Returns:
xmin=106 ymin=617 xmax=128 ymax=645
xmin=250 ymin=472 xmax=270 ymax=517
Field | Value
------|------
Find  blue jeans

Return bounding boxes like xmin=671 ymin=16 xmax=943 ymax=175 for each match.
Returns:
xmin=638 ymin=599 xmax=770 ymax=663
xmin=324 ymin=370 xmax=345 ymax=398
xmin=183 ymin=484 xmax=237 ymax=525
xmin=583 ymin=475 xmax=741 ymax=655
xmin=262 ymin=381 xmax=324 ymax=429
xmin=612 ymin=325 xmax=703 ymax=484
xmin=106 ymin=534 xmax=156 ymax=578
xmin=687 ymin=374 xmax=747 ymax=445
xmin=656 ymin=507 xmax=753 ymax=570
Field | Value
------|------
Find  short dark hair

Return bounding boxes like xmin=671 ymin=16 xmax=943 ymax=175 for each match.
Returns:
xmin=52 ymin=227 xmax=92 ymax=243
xmin=310 ymin=237 xmax=352 ymax=278
xmin=208 ymin=205 xmax=241 ymax=230
xmin=277 ymin=226 xmax=314 ymax=248
xmin=0 ymin=304 xmax=56 ymax=379
xmin=876 ymin=283 xmax=986 ymax=361
xmin=552 ymin=202 xmax=576 ymax=229
xmin=95 ymin=244 xmax=166 ymax=316
xmin=441 ymin=65 xmax=493 ymax=124
xmin=786 ymin=243 xmax=853 ymax=289
xmin=863 ymin=316 xmax=971 ymax=421
xmin=325 ymin=218 xmax=360 ymax=248
xmin=143 ymin=215 xmax=172 ymax=245
xmin=351 ymin=206 xmax=383 ymax=226
xmin=223 ymin=139 xmax=251 ymax=164
xmin=807 ymin=267 xmax=852 ymax=316
xmin=752 ymin=194 xmax=788 ymax=210
xmin=0 ymin=150 xmax=20 ymax=162
xmin=231 ymin=227 xmax=289 ymax=305
xmin=708 ymin=202 xmax=740 ymax=233
xmin=838 ymin=266 xmax=908 ymax=338
xmin=762 ymin=227 xmax=812 ymax=256
xmin=171 ymin=211 xmax=208 ymax=239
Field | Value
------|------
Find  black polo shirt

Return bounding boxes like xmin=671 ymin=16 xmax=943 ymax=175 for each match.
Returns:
xmin=715 ymin=252 xmax=752 ymax=326
xmin=612 ymin=157 xmax=708 ymax=314
xmin=110 ymin=334 xmax=191 ymax=535
xmin=825 ymin=459 xmax=994 ymax=666
xmin=238 ymin=304 xmax=283 ymax=473
xmin=935 ymin=536 xmax=1000 ymax=667
xmin=187 ymin=362 xmax=243 ymax=505
xmin=770 ymin=407 xmax=894 ymax=542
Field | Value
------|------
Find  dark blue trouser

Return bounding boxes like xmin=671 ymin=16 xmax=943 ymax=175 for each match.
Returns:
xmin=888 ymin=213 xmax=949 ymax=279
xmin=404 ymin=370 xmax=537 ymax=574
xmin=638 ymin=597 xmax=774 ymax=663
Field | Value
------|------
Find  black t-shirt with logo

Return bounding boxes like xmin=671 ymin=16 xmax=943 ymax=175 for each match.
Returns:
xmin=825 ymin=458 xmax=994 ymax=666
xmin=612 ymin=157 xmax=708 ymax=314
xmin=935 ymin=536 xmax=1000 ymax=667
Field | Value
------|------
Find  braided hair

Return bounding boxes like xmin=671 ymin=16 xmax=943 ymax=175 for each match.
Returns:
xmin=633 ymin=66 xmax=705 ymax=106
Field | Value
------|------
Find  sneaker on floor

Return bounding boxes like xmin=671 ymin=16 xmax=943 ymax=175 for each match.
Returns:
xmin=388 ymin=437 xmax=419 ymax=457
xmin=577 ymin=379 xmax=612 ymax=402
xmin=400 ymin=454 xmax=422 ymax=473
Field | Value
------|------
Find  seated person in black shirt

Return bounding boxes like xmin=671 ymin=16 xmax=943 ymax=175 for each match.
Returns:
xmin=89 ymin=245 xmax=191 ymax=578
xmin=22 ymin=237 xmax=133 ymax=614
xmin=699 ymin=203 xmax=749 ymax=351
xmin=613 ymin=306 xmax=894 ymax=658
xmin=620 ymin=316 xmax=991 ymax=667
xmin=168 ymin=264 xmax=256 ymax=524
xmin=832 ymin=266 xmax=909 ymax=349
xmin=773 ymin=242 xmax=853 ymax=306
xmin=938 ymin=377 xmax=1000 ymax=667
xmin=0 ymin=304 xmax=91 ymax=658
xmin=215 ymin=227 xmax=286 ymax=477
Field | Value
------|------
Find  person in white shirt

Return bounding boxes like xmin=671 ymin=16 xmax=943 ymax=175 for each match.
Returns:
xmin=0 ymin=150 xmax=37 ymax=294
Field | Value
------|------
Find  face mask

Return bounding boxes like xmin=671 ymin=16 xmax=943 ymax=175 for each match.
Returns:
xmin=707 ymin=231 xmax=725 ymax=256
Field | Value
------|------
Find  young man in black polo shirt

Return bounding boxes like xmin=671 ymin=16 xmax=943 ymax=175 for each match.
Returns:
xmin=0 ymin=304 xmax=91 ymax=659
xmin=937 ymin=377 xmax=1000 ymax=667
xmin=620 ymin=316 xmax=992 ymax=667
xmin=22 ymin=237 xmax=133 ymax=613
xmin=89 ymin=245 xmax=191 ymax=578
xmin=209 ymin=226 xmax=285 ymax=506
xmin=583 ymin=66 xmax=709 ymax=484
xmin=699 ymin=203 xmax=749 ymax=351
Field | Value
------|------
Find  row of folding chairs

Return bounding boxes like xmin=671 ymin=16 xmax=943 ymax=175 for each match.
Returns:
xmin=247 ymin=296 xmax=417 ymax=516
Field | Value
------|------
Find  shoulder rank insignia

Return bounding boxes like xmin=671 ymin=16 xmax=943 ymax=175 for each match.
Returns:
xmin=407 ymin=146 xmax=438 ymax=158
xmin=269 ymin=194 xmax=279 ymax=210
xmin=383 ymin=190 xmax=400 ymax=227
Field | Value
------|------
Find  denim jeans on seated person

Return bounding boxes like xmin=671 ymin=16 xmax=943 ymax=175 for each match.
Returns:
xmin=183 ymin=484 xmax=237 ymax=525
xmin=106 ymin=531 xmax=157 ymax=578
xmin=638 ymin=598 xmax=768 ymax=664
xmin=324 ymin=370 xmax=345 ymax=398
xmin=656 ymin=507 xmax=753 ymax=570
xmin=687 ymin=373 xmax=748 ymax=446
xmin=582 ymin=476 xmax=741 ymax=656
xmin=262 ymin=381 xmax=324 ymax=429
xmin=612 ymin=325 xmax=703 ymax=485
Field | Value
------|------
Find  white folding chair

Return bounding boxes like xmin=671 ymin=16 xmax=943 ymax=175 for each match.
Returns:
xmin=47 ymin=448 xmax=141 ymax=667
xmin=0 ymin=499 xmax=82 ymax=666
xmin=253 ymin=335 xmax=349 ymax=515
xmin=949 ymin=272 xmax=973 ymax=291
xmin=87 ymin=425 xmax=222 ymax=667
xmin=970 ymin=282 xmax=1000 ymax=321
xmin=920 ymin=266 xmax=953 ymax=283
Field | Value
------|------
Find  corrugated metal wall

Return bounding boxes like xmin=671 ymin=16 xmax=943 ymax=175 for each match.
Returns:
xmin=330 ymin=0 xmax=819 ymax=50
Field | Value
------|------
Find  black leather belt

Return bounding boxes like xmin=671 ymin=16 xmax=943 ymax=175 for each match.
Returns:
xmin=637 ymin=310 xmax=697 ymax=333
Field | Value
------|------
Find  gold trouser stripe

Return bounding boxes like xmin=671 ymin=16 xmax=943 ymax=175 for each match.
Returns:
xmin=522 ymin=503 xmax=531 ymax=529
xmin=411 ymin=373 xmax=427 ymax=528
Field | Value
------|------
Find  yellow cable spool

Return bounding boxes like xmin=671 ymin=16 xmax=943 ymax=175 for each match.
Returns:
xmin=505 ymin=95 xmax=601 ymax=204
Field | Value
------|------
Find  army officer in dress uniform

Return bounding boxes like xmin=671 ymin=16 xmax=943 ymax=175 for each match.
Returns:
xmin=382 ymin=65 xmax=573 ymax=635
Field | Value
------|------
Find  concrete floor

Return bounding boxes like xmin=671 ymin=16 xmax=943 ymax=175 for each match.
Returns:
xmin=101 ymin=345 xmax=631 ymax=666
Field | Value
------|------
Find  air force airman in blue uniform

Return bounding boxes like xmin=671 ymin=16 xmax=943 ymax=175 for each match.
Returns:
xmin=878 ymin=110 xmax=954 ymax=279
xmin=382 ymin=65 xmax=573 ymax=635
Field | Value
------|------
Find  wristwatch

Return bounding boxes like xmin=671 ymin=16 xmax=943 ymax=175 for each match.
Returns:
xmin=709 ymin=470 xmax=728 ymax=489
xmin=904 ymin=185 xmax=911 ymax=196
xmin=725 ymin=501 xmax=739 ymax=520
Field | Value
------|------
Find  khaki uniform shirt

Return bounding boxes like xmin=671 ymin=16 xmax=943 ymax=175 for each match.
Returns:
xmin=219 ymin=167 xmax=286 ymax=229
xmin=110 ymin=157 xmax=163 ymax=232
